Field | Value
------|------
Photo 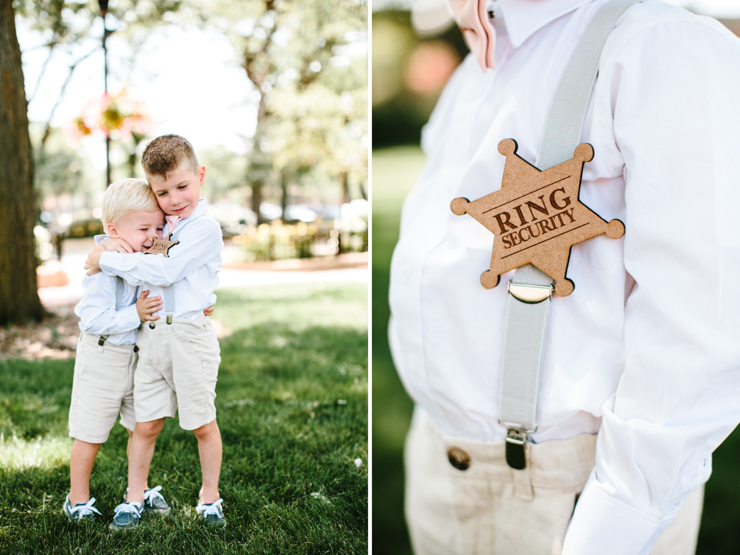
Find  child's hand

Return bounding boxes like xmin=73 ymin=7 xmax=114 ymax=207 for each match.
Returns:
xmin=203 ymin=305 xmax=215 ymax=317
xmin=102 ymin=237 xmax=134 ymax=253
xmin=136 ymin=290 xmax=162 ymax=322
xmin=84 ymin=244 xmax=105 ymax=275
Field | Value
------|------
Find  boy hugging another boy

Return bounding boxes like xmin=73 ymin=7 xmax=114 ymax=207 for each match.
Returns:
xmin=65 ymin=178 xmax=166 ymax=521
xmin=83 ymin=134 xmax=226 ymax=530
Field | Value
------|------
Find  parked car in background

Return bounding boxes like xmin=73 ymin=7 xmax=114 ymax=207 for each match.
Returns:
xmin=283 ymin=205 xmax=319 ymax=223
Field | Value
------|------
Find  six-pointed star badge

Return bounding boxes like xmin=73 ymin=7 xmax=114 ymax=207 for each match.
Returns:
xmin=144 ymin=234 xmax=180 ymax=258
xmin=451 ymin=139 xmax=624 ymax=296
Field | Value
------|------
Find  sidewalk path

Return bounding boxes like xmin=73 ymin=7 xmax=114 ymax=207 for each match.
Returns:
xmin=38 ymin=238 xmax=368 ymax=308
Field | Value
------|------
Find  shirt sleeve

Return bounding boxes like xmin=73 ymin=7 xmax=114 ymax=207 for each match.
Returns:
xmin=563 ymin=21 xmax=740 ymax=554
xmin=98 ymin=218 xmax=223 ymax=287
xmin=75 ymin=274 xmax=141 ymax=336
xmin=93 ymin=234 xmax=109 ymax=245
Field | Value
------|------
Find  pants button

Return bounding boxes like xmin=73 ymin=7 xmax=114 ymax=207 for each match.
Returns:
xmin=447 ymin=447 xmax=471 ymax=471
xmin=149 ymin=322 xmax=155 ymax=329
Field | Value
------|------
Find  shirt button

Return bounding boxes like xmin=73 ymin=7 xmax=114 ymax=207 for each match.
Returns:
xmin=447 ymin=447 xmax=471 ymax=471
xmin=149 ymin=322 xmax=155 ymax=329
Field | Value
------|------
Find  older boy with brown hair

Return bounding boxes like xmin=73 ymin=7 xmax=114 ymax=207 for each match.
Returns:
xmin=85 ymin=135 xmax=226 ymax=530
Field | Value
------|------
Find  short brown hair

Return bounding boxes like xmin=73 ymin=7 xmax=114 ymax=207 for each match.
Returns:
xmin=142 ymin=134 xmax=199 ymax=179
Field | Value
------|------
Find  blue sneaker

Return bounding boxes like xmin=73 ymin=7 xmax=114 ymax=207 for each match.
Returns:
xmin=109 ymin=501 xmax=142 ymax=531
xmin=124 ymin=486 xmax=171 ymax=515
xmin=144 ymin=486 xmax=171 ymax=515
xmin=196 ymin=498 xmax=226 ymax=527
xmin=62 ymin=495 xmax=101 ymax=522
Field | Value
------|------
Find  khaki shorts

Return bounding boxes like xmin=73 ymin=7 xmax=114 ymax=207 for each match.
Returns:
xmin=134 ymin=315 xmax=220 ymax=430
xmin=405 ymin=408 xmax=704 ymax=555
xmin=68 ymin=333 xmax=137 ymax=443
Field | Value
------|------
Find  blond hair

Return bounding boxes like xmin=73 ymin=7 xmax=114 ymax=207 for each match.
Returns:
xmin=102 ymin=178 xmax=160 ymax=227
xmin=142 ymin=134 xmax=199 ymax=179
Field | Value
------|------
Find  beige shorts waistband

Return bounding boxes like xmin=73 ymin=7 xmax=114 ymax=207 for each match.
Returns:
xmin=425 ymin=412 xmax=597 ymax=490
xmin=79 ymin=332 xmax=137 ymax=353
xmin=140 ymin=314 xmax=211 ymax=334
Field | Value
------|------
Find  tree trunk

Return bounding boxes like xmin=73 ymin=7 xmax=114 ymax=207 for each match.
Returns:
xmin=358 ymin=179 xmax=367 ymax=200
xmin=280 ymin=171 xmax=288 ymax=222
xmin=249 ymin=93 xmax=269 ymax=225
xmin=251 ymin=180 xmax=263 ymax=224
xmin=0 ymin=0 xmax=45 ymax=324
xmin=340 ymin=171 xmax=350 ymax=205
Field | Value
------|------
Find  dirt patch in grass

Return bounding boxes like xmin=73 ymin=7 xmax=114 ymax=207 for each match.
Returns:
xmin=0 ymin=305 xmax=79 ymax=360
xmin=0 ymin=304 xmax=233 ymax=361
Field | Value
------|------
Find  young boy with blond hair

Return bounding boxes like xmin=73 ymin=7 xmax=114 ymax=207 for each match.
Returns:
xmin=64 ymin=178 xmax=165 ymax=521
xmin=85 ymin=135 xmax=225 ymax=530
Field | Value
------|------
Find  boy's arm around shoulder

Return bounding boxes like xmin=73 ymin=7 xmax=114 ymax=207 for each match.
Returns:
xmin=75 ymin=273 xmax=141 ymax=336
xmin=98 ymin=217 xmax=223 ymax=288
xmin=563 ymin=16 xmax=740 ymax=555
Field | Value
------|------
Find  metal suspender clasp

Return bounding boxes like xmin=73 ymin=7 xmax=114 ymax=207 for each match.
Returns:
xmin=505 ymin=428 xmax=527 ymax=470
xmin=166 ymin=313 xmax=173 ymax=325
xmin=98 ymin=335 xmax=109 ymax=346
xmin=500 ymin=420 xmax=537 ymax=470
xmin=507 ymin=281 xmax=553 ymax=304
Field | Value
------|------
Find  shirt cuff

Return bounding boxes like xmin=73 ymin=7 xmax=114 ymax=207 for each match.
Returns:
xmin=562 ymin=478 xmax=673 ymax=555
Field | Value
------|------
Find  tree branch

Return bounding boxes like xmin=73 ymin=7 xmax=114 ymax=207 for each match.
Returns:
xmin=28 ymin=40 xmax=59 ymax=105
xmin=39 ymin=46 xmax=98 ymax=149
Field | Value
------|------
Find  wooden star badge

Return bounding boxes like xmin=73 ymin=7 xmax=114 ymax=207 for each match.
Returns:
xmin=144 ymin=234 xmax=179 ymax=257
xmin=451 ymin=139 xmax=624 ymax=296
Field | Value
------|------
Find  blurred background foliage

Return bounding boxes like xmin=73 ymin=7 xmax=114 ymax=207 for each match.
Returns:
xmin=372 ymin=1 xmax=740 ymax=554
xmin=372 ymin=4 xmax=466 ymax=552
xmin=372 ymin=9 xmax=464 ymax=148
xmin=372 ymin=148 xmax=424 ymax=555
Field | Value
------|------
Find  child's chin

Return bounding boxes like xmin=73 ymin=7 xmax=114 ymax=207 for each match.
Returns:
xmin=170 ymin=206 xmax=191 ymax=217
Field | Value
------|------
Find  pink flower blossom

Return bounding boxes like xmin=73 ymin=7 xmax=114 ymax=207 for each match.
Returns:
xmin=64 ymin=89 xmax=151 ymax=148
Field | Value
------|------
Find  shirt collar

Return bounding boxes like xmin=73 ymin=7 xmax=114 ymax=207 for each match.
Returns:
xmin=167 ymin=198 xmax=208 ymax=234
xmin=187 ymin=197 xmax=208 ymax=220
xmin=494 ymin=0 xmax=597 ymax=48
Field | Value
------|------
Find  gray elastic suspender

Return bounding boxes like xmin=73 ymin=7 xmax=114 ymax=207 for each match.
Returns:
xmin=158 ymin=220 xmax=191 ymax=324
xmin=98 ymin=277 xmax=133 ymax=346
xmin=499 ymin=0 xmax=639 ymax=469
xmin=162 ymin=286 xmax=176 ymax=325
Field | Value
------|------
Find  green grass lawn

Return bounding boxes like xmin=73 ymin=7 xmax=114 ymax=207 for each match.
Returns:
xmin=0 ymin=283 xmax=368 ymax=554
xmin=372 ymin=146 xmax=740 ymax=555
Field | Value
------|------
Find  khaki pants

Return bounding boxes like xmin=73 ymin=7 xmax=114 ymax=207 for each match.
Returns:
xmin=405 ymin=409 xmax=704 ymax=555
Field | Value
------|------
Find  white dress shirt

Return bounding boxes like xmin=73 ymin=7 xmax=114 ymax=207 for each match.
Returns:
xmin=388 ymin=0 xmax=740 ymax=552
xmin=99 ymin=198 xmax=223 ymax=321
xmin=75 ymin=273 xmax=140 ymax=346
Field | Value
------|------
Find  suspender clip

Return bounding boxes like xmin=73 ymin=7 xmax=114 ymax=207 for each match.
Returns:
xmin=500 ymin=421 xmax=537 ymax=470
xmin=505 ymin=428 xmax=528 ymax=470
xmin=507 ymin=281 xmax=553 ymax=304
xmin=98 ymin=336 xmax=108 ymax=346
xmin=166 ymin=313 xmax=173 ymax=325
